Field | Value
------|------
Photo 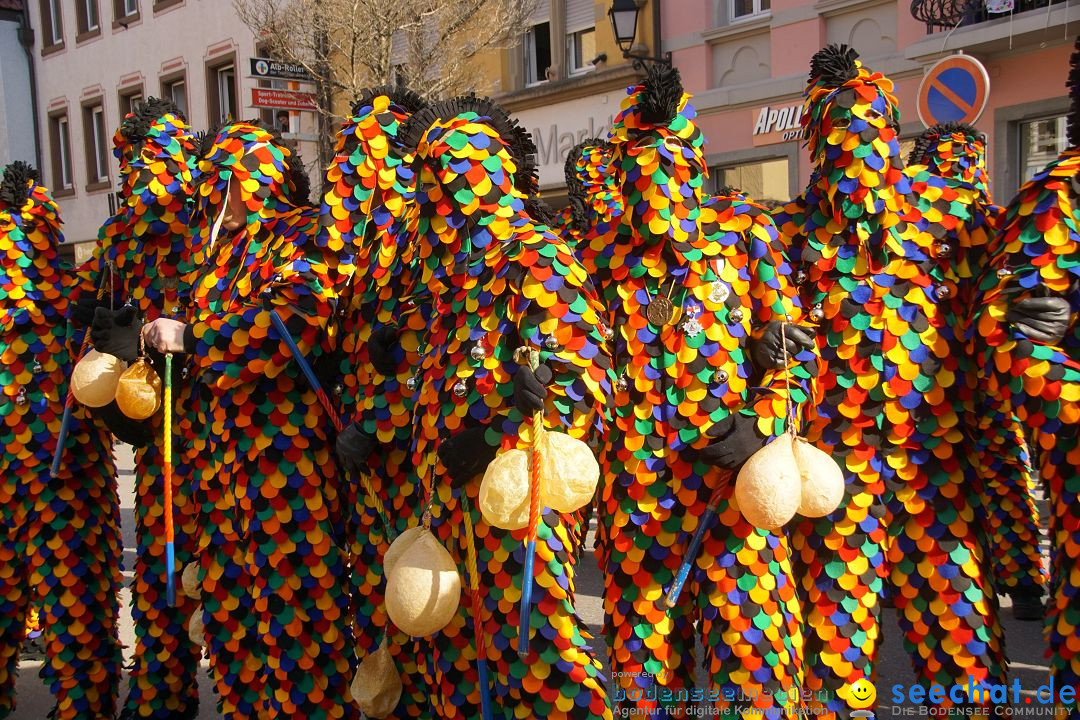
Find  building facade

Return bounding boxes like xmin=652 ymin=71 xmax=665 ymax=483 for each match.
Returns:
xmin=27 ymin=0 xmax=319 ymax=260
xmin=663 ymin=0 xmax=1080 ymax=203
xmin=488 ymin=0 xmax=658 ymax=208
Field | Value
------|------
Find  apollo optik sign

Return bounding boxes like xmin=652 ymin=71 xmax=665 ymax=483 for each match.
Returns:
xmin=752 ymin=103 xmax=804 ymax=146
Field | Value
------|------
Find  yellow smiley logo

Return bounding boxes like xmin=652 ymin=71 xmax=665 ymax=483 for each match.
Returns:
xmin=846 ymin=678 xmax=877 ymax=709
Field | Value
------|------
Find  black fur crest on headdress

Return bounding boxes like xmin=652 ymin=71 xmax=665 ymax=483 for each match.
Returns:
xmin=907 ymin=121 xmax=983 ymax=165
xmin=120 ymin=96 xmax=185 ymax=143
xmin=639 ymin=64 xmax=683 ymax=126
xmin=0 ymin=161 xmax=39 ymax=207
xmin=1068 ymin=36 xmax=1080 ymax=147
xmin=809 ymin=44 xmax=860 ymax=88
xmin=351 ymin=85 xmax=428 ymax=117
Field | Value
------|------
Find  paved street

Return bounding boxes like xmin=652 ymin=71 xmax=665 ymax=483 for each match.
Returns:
xmin=14 ymin=448 xmax=1054 ymax=719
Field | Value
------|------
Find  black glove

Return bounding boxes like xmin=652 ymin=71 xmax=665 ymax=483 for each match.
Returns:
xmin=368 ymin=325 xmax=400 ymax=377
xmin=438 ymin=425 xmax=497 ymax=488
xmin=70 ymin=295 xmax=108 ymax=327
xmin=93 ymin=401 xmax=154 ymax=448
xmin=695 ymin=413 xmax=766 ymax=470
xmin=749 ymin=321 xmax=816 ymax=370
xmin=335 ymin=421 xmax=378 ymax=476
xmin=1006 ymin=296 xmax=1072 ymax=345
xmin=90 ymin=305 xmax=142 ymax=363
xmin=513 ymin=363 xmax=553 ymax=415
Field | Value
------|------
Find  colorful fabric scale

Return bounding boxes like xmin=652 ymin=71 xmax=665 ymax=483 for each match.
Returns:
xmin=74 ymin=98 xmax=203 ymax=720
xmin=182 ymin=122 xmax=355 ymax=720
xmin=398 ymin=96 xmax=614 ymax=720
xmin=577 ymin=66 xmax=814 ymax=720
xmin=774 ymin=46 xmax=1004 ymax=717
xmin=319 ymin=87 xmax=431 ymax=719
xmin=972 ymin=142 xmax=1080 ymax=716
xmin=0 ymin=162 xmax=122 ymax=719
xmin=906 ymin=123 xmax=1046 ymax=601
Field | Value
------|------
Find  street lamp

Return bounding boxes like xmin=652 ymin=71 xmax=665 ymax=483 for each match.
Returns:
xmin=607 ymin=0 xmax=672 ymax=69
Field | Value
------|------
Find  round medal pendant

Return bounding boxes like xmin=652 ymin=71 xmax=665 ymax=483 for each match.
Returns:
xmin=709 ymin=281 xmax=730 ymax=304
xmin=646 ymin=296 xmax=675 ymax=326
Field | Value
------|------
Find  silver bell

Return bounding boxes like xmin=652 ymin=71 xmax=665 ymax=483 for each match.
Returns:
xmin=15 ymin=388 xmax=27 ymax=405
xmin=32 ymin=360 xmax=43 ymax=374
xmin=713 ymin=369 xmax=729 ymax=384
xmin=615 ymin=376 xmax=628 ymax=393
xmin=809 ymin=304 xmax=825 ymax=323
xmin=795 ymin=270 xmax=808 ymax=285
xmin=934 ymin=285 xmax=953 ymax=300
xmin=729 ymin=308 xmax=744 ymax=324
xmin=544 ymin=336 xmax=559 ymax=350
xmin=470 ymin=344 xmax=487 ymax=361
xmin=997 ymin=267 xmax=1011 ymax=279
xmin=934 ymin=243 xmax=952 ymax=258
xmin=602 ymin=325 xmax=615 ymax=341
xmin=333 ymin=384 xmax=344 ymax=397
xmin=452 ymin=379 xmax=468 ymax=397
xmin=406 ymin=375 xmax=419 ymax=391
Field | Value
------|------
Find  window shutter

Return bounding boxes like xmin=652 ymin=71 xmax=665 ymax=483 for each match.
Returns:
xmin=529 ymin=0 xmax=550 ymax=25
xmin=565 ymin=0 xmax=595 ymax=32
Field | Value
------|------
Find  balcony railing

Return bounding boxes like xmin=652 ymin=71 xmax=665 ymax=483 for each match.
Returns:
xmin=912 ymin=0 xmax=1066 ymax=32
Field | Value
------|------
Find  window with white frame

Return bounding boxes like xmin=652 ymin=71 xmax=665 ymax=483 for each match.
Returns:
xmin=524 ymin=22 xmax=551 ymax=85
xmin=42 ymin=0 xmax=64 ymax=46
xmin=120 ymin=89 xmax=142 ymax=117
xmin=85 ymin=103 xmax=110 ymax=184
xmin=163 ymin=77 xmax=187 ymax=116
xmin=123 ymin=0 xmax=138 ymax=15
xmin=77 ymin=0 xmax=100 ymax=34
xmin=208 ymin=61 xmax=237 ymax=123
xmin=567 ymin=27 xmax=596 ymax=73
xmin=731 ymin=0 xmax=770 ymax=21
xmin=50 ymin=114 xmax=73 ymax=190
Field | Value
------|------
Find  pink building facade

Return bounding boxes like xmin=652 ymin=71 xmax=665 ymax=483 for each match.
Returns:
xmin=662 ymin=0 xmax=1080 ymax=203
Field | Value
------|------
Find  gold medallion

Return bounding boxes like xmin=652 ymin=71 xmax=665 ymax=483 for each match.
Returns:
xmin=646 ymin=296 xmax=675 ymax=326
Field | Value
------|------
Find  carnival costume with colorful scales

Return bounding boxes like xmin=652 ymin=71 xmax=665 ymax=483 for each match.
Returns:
xmin=181 ymin=122 xmax=356 ymax=720
xmin=774 ymin=45 xmax=1005 ymax=716
xmin=320 ymin=86 xmax=432 ymax=719
xmin=906 ymin=122 xmax=1047 ymax=608
xmin=397 ymin=95 xmax=614 ymax=720
xmin=74 ymin=97 xmax=203 ymax=720
xmin=0 ymin=162 xmax=122 ymax=720
xmin=578 ymin=65 xmax=815 ymax=719
xmin=971 ymin=38 xmax=1080 ymax=716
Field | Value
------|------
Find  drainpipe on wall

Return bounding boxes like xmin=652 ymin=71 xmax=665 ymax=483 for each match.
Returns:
xmin=19 ymin=1 xmax=43 ymax=172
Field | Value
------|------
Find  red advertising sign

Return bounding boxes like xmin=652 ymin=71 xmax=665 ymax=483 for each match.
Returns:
xmin=250 ymin=87 xmax=317 ymax=111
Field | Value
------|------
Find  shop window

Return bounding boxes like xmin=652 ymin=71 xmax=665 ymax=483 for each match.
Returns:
xmin=207 ymin=58 xmax=238 ymax=124
xmin=49 ymin=112 xmax=74 ymax=193
xmin=567 ymin=27 xmax=597 ymax=74
xmin=731 ymin=0 xmax=771 ymax=21
xmin=76 ymin=0 xmax=101 ymax=39
xmin=162 ymin=76 xmax=187 ymax=116
xmin=713 ymin=157 xmax=788 ymax=203
xmin=1020 ymin=115 xmax=1067 ymax=182
xmin=83 ymin=101 xmax=111 ymax=188
xmin=524 ymin=22 xmax=551 ymax=85
xmin=40 ymin=0 xmax=64 ymax=49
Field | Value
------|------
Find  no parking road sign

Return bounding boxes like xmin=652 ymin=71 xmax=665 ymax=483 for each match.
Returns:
xmin=917 ymin=54 xmax=990 ymax=128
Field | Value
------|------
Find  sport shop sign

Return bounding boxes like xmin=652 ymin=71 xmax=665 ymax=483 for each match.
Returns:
xmin=752 ymin=103 xmax=804 ymax=146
